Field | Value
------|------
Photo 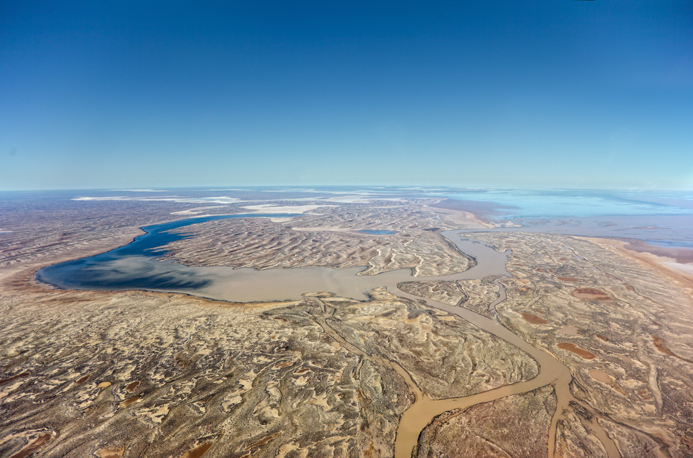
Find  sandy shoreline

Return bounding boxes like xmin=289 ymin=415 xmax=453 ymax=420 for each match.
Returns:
xmin=618 ymin=238 xmax=693 ymax=264
xmin=0 ymin=232 xmax=301 ymax=316
xmin=427 ymin=198 xmax=514 ymax=226
xmin=580 ymin=236 xmax=693 ymax=294
xmin=424 ymin=201 xmax=495 ymax=229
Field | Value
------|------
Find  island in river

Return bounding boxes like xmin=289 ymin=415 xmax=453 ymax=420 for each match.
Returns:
xmin=1 ymin=187 xmax=693 ymax=458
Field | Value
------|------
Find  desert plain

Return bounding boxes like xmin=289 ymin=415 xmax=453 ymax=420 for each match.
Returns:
xmin=1 ymin=190 xmax=692 ymax=457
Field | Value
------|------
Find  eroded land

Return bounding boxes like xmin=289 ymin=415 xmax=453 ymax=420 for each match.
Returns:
xmin=1 ymin=192 xmax=693 ymax=457
xmin=159 ymin=204 xmax=475 ymax=276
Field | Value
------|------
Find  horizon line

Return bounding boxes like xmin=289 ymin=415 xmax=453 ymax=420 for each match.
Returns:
xmin=1 ymin=185 xmax=693 ymax=193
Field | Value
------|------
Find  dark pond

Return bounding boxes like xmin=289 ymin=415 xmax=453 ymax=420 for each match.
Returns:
xmin=37 ymin=214 xmax=299 ymax=291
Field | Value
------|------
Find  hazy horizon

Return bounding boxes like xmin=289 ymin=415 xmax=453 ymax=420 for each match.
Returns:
xmin=2 ymin=185 xmax=693 ymax=192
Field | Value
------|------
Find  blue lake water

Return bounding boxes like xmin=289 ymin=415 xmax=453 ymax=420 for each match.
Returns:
xmin=419 ymin=189 xmax=693 ymax=249
xmin=36 ymin=221 xmax=509 ymax=302
xmin=37 ymin=213 xmax=299 ymax=291
xmin=426 ymin=189 xmax=693 ymax=219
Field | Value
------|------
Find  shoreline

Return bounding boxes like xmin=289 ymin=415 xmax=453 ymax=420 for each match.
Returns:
xmin=426 ymin=198 xmax=515 ymax=225
xmin=579 ymin=236 xmax=693 ymax=294
xmin=616 ymin=237 xmax=693 ymax=264
xmin=425 ymin=200 xmax=496 ymax=228
xmin=1 ymin=244 xmax=301 ymax=315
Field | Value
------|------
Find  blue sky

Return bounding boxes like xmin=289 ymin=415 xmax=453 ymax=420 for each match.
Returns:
xmin=1 ymin=0 xmax=691 ymax=190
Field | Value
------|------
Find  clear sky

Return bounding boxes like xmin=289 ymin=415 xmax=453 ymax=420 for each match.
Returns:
xmin=1 ymin=0 xmax=691 ymax=190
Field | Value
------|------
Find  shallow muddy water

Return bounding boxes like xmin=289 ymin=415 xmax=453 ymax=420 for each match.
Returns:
xmin=36 ymin=219 xmax=619 ymax=458
xmin=37 ymin=223 xmax=510 ymax=302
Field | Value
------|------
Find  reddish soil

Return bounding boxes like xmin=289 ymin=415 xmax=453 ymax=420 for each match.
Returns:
xmin=0 ymin=371 xmax=30 ymax=386
xmin=637 ymin=389 xmax=653 ymax=401
xmin=521 ymin=312 xmax=548 ymax=325
xmin=557 ymin=342 xmax=596 ymax=359
xmin=125 ymin=381 xmax=140 ymax=392
xmin=119 ymin=396 xmax=142 ymax=409
xmin=182 ymin=442 xmax=213 ymax=458
xmin=557 ymin=276 xmax=578 ymax=282
xmin=572 ymin=288 xmax=611 ymax=301
xmin=595 ymin=334 xmax=609 ymax=342
xmin=76 ymin=374 xmax=90 ymax=384
xmin=613 ymin=385 xmax=627 ymax=396
xmin=95 ymin=446 xmax=125 ymax=458
xmin=652 ymin=335 xmax=677 ymax=357
xmin=10 ymin=434 xmax=52 ymax=458
xmin=245 ymin=433 xmax=279 ymax=451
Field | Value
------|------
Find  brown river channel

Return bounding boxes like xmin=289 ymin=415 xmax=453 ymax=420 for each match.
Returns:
xmin=38 ymin=228 xmax=620 ymax=457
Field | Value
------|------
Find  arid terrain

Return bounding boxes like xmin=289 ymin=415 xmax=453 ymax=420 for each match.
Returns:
xmin=161 ymin=204 xmax=475 ymax=277
xmin=1 ymin=190 xmax=692 ymax=457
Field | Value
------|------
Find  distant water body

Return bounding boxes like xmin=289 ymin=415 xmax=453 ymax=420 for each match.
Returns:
xmin=428 ymin=189 xmax=693 ymax=218
xmin=424 ymin=189 xmax=693 ymax=249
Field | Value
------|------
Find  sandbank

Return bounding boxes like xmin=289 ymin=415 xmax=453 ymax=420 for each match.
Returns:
xmin=426 ymin=199 xmax=506 ymax=228
xmin=241 ymin=204 xmax=335 ymax=214
xmin=170 ymin=206 xmax=227 ymax=215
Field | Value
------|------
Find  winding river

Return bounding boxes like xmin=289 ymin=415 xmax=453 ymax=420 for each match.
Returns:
xmin=37 ymin=215 xmax=619 ymax=457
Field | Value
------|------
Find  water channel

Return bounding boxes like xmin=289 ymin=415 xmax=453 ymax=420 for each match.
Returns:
xmin=36 ymin=215 xmax=619 ymax=457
